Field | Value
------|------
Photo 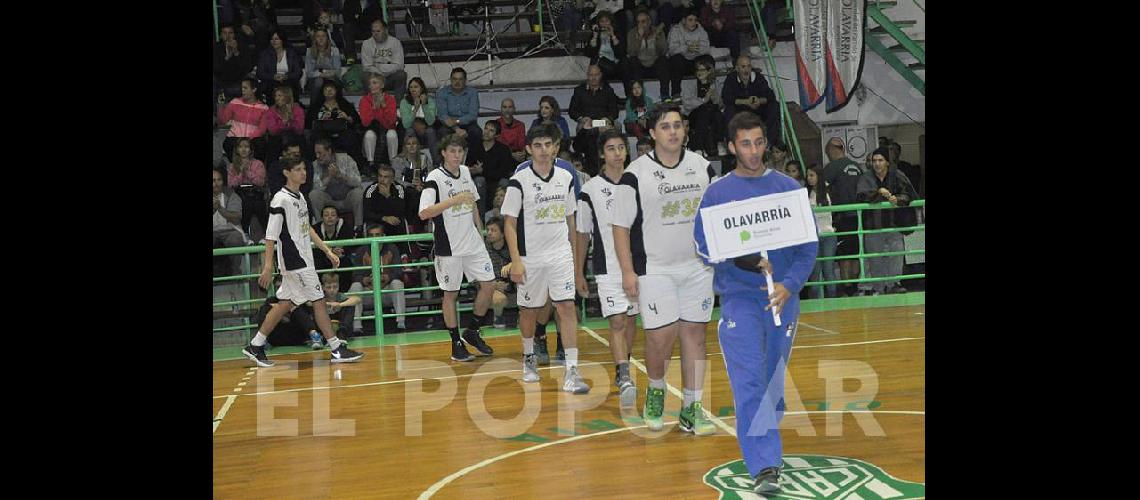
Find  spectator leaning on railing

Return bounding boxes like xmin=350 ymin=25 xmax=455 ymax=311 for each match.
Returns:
xmin=853 ymin=147 xmax=918 ymax=296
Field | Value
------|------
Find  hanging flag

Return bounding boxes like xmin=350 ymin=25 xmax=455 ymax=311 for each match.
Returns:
xmin=793 ymin=0 xmax=828 ymax=111
xmin=824 ymin=0 xmax=867 ymax=112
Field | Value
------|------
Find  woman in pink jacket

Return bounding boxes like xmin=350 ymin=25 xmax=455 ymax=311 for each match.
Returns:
xmin=358 ymin=73 xmax=400 ymax=169
xmin=259 ymin=85 xmax=305 ymax=163
xmin=226 ymin=137 xmax=269 ymax=240
xmin=217 ymin=77 xmax=269 ymax=160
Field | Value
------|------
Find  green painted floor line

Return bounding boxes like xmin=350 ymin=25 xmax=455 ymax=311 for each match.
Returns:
xmin=213 ymin=293 xmax=924 ymax=362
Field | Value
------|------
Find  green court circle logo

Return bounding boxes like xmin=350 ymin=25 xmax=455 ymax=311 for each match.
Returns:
xmin=704 ymin=454 xmax=925 ymax=499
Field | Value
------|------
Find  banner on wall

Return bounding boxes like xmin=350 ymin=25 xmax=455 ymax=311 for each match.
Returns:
xmin=792 ymin=0 xmax=828 ymax=111
xmin=824 ymin=0 xmax=867 ymax=112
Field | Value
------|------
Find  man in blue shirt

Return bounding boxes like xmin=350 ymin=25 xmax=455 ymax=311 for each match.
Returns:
xmin=693 ymin=111 xmax=817 ymax=495
xmin=437 ymin=67 xmax=483 ymax=150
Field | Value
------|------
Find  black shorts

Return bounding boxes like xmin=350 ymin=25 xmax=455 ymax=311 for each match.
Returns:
xmin=834 ymin=216 xmax=861 ymax=257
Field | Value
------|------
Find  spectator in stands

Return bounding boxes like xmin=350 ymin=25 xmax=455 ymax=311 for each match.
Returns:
xmin=496 ymin=98 xmax=527 ymax=163
xmin=624 ymin=9 xmax=670 ymax=102
xmin=226 ymin=137 xmax=269 ymax=241
xmin=306 ymin=80 xmax=363 ymax=172
xmin=784 ymin=158 xmax=804 ymax=186
xmin=349 ymin=224 xmax=408 ymax=333
xmin=400 ymin=153 xmax=435 ymax=260
xmin=391 ymin=134 xmax=433 ymax=188
xmin=585 ymin=12 xmax=626 ymax=85
xmin=590 ymin=0 xmax=628 ymax=33
xmin=657 ymin=0 xmax=694 ymax=30
xmin=484 ymin=185 xmax=508 ymax=225
xmin=363 ymin=164 xmax=409 ymax=242
xmin=213 ymin=168 xmax=247 ymax=275
xmin=540 ymin=0 xmax=584 ymax=32
xmin=360 ymin=74 xmax=400 ymax=168
xmin=531 ymin=96 xmax=572 ymax=149
xmin=361 ymin=18 xmax=408 ymax=101
xmin=889 ymin=141 xmax=922 ymax=199
xmin=468 ymin=120 xmax=517 ymax=193
xmin=666 ymin=10 xmax=711 ymax=101
xmin=260 ymin=86 xmax=306 ymax=164
xmin=303 ymin=25 xmax=343 ymax=105
xmin=571 ymin=118 xmax=615 ymax=176
xmin=854 ymin=148 xmax=918 ymax=296
xmin=214 ymin=24 xmax=255 ymax=102
xmin=680 ymin=56 xmax=723 ymax=156
xmin=722 ymin=54 xmax=781 ymax=149
xmin=569 ymin=64 xmax=622 ymax=173
xmin=256 ymin=30 xmax=303 ymax=103
xmin=822 ymin=137 xmax=866 ymax=295
xmin=635 ymin=136 xmax=653 ymax=159
xmin=484 ymin=216 xmax=515 ymax=329
xmin=319 ymin=271 xmax=361 ymax=343
xmin=266 ymin=139 xmax=314 ymax=204
xmin=308 ymin=7 xmax=347 ymax=55
xmin=314 ymin=205 xmax=356 ymax=291
xmin=342 ymin=0 xmax=385 ymax=62
xmin=310 ymin=137 xmax=365 ymax=234
xmin=623 ymin=79 xmax=654 ymax=141
xmin=235 ymin=0 xmax=277 ymax=53
xmin=399 ymin=77 xmax=440 ymax=165
xmin=805 ymin=166 xmax=837 ymax=299
xmin=218 ymin=77 xmax=269 ymax=160
xmin=437 ymin=67 xmax=483 ymax=150
xmin=700 ymin=0 xmax=740 ymax=60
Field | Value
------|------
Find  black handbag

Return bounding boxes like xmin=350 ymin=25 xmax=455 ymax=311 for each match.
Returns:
xmin=314 ymin=118 xmax=349 ymax=134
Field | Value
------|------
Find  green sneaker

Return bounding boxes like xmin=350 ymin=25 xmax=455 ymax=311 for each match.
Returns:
xmin=643 ymin=387 xmax=665 ymax=431
xmin=679 ymin=401 xmax=716 ymax=435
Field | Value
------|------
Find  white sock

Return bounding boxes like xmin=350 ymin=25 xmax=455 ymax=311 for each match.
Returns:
xmin=683 ymin=388 xmax=703 ymax=407
xmin=251 ymin=332 xmax=268 ymax=346
xmin=565 ymin=348 xmax=579 ymax=369
xmin=328 ymin=337 xmax=344 ymax=351
xmin=649 ymin=378 xmax=665 ymax=390
xmin=522 ymin=336 xmax=534 ymax=355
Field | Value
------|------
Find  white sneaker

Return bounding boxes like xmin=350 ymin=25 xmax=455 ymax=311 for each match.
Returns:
xmin=562 ymin=366 xmax=590 ymax=394
xmin=522 ymin=354 xmax=540 ymax=382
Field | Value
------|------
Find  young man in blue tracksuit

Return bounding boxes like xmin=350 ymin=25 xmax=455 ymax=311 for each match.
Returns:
xmin=693 ymin=112 xmax=817 ymax=494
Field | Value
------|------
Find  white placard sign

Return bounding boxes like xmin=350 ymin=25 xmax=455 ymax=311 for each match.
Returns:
xmin=699 ymin=188 xmax=818 ymax=262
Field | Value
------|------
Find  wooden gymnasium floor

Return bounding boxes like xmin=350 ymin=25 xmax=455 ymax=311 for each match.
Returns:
xmin=213 ymin=305 xmax=925 ymax=499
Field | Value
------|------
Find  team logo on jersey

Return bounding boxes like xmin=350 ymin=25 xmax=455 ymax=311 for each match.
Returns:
xmin=484 ymin=263 xmax=492 ymax=273
xmin=723 ymin=318 xmax=736 ymax=329
xmin=685 ymin=168 xmax=697 ymax=176
xmin=652 ymin=170 xmax=666 ymax=181
xmin=444 ymin=179 xmax=454 ymax=187
xmin=564 ymin=282 xmax=573 ymax=291
xmin=701 ymin=297 xmax=712 ymax=311
xmin=601 ymin=187 xmax=612 ymax=197
xmin=703 ymin=455 xmax=925 ymax=499
xmin=532 ymin=182 xmax=543 ymax=192
xmin=658 ymin=182 xmax=702 ymax=195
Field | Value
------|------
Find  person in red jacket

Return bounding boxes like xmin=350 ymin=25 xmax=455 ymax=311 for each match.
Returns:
xmin=359 ymin=73 xmax=400 ymax=172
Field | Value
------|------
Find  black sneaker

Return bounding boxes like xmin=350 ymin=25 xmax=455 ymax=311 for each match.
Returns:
xmin=534 ymin=335 xmax=550 ymax=365
xmin=555 ymin=346 xmax=566 ymax=364
xmin=242 ymin=344 xmax=274 ymax=367
xmin=330 ymin=343 xmax=364 ymax=363
xmin=451 ymin=340 xmax=474 ymax=362
xmin=462 ymin=328 xmax=493 ymax=356
xmin=753 ymin=467 xmax=781 ymax=493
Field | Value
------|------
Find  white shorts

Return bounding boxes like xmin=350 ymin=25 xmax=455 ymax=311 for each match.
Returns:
xmin=596 ymin=274 xmax=639 ymax=318
xmin=637 ymin=266 xmax=714 ymax=330
xmin=516 ymin=254 xmax=576 ymax=308
xmin=434 ymin=251 xmax=496 ymax=292
xmin=277 ymin=268 xmax=326 ymax=306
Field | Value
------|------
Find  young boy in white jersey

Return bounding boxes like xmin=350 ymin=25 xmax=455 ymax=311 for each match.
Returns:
xmin=501 ymin=123 xmax=589 ymax=394
xmin=417 ymin=134 xmax=496 ymax=361
xmin=574 ymin=128 xmax=640 ymax=408
xmin=611 ymin=103 xmax=718 ymax=434
xmin=243 ymin=158 xmax=365 ymax=367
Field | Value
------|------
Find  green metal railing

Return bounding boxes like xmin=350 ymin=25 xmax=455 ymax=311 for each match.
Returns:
xmin=214 ymin=199 xmax=924 ymax=340
xmin=212 ymin=232 xmax=475 ymax=341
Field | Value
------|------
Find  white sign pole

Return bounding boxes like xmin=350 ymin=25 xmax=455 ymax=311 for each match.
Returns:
xmin=760 ymin=250 xmax=782 ymax=327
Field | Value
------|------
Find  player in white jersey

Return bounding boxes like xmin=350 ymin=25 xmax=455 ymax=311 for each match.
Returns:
xmin=501 ymin=122 xmax=589 ymax=394
xmin=574 ymin=128 xmax=640 ymax=408
xmin=418 ymin=134 xmax=496 ymax=362
xmin=243 ymin=158 xmax=365 ymax=367
xmin=611 ymin=103 xmax=717 ymax=434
